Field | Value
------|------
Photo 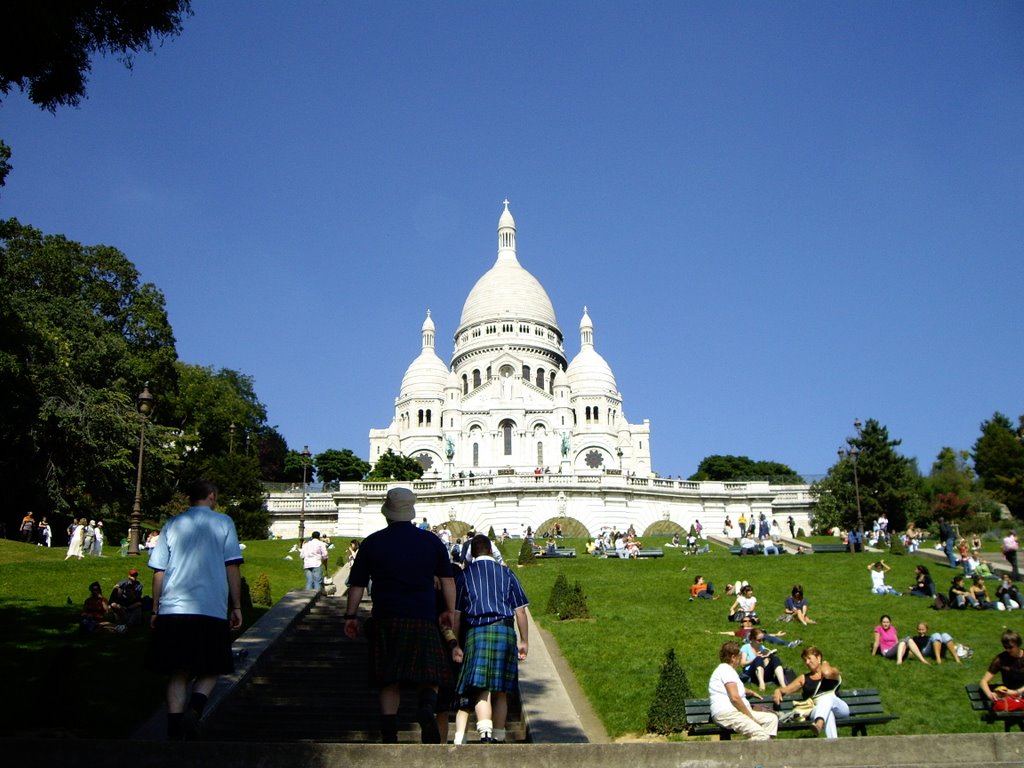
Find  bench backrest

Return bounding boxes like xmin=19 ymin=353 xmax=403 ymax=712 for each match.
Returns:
xmin=684 ymin=688 xmax=887 ymax=726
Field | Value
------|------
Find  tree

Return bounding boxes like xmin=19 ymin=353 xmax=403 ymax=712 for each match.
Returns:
xmin=646 ymin=648 xmax=692 ymax=735
xmin=810 ymin=419 xmax=925 ymax=534
xmin=368 ymin=449 xmax=424 ymax=481
xmin=283 ymin=449 xmax=316 ymax=485
xmin=0 ymin=218 xmax=178 ymax=532
xmin=688 ymin=454 xmax=803 ymax=483
xmin=0 ymin=140 xmax=10 ymax=193
xmin=315 ymin=449 xmax=370 ymax=485
xmin=0 ymin=1 xmax=192 ymax=111
xmin=255 ymin=426 xmax=289 ymax=481
xmin=973 ymin=412 xmax=1024 ymax=518
xmin=199 ymin=452 xmax=269 ymax=540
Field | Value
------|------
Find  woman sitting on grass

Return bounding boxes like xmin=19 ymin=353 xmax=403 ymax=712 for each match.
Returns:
xmin=773 ymin=646 xmax=847 ymax=739
xmin=980 ymin=629 xmax=1024 ymax=705
xmin=868 ymin=560 xmax=902 ymax=595
xmin=708 ymin=640 xmax=778 ymax=740
xmin=897 ymin=621 xmax=962 ymax=665
xmin=783 ymin=585 xmax=817 ymax=624
xmin=996 ymin=575 xmax=1022 ymax=610
xmin=949 ymin=575 xmax=981 ymax=609
xmin=969 ymin=575 xmax=1000 ymax=609
xmin=871 ymin=614 xmax=904 ymax=661
xmin=908 ymin=564 xmax=936 ymax=598
xmin=740 ymin=628 xmax=787 ymax=690
xmin=729 ymin=584 xmax=759 ymax=624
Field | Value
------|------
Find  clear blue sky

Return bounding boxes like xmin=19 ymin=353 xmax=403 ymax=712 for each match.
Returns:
xmin=3 ymin=2 xmax=1022 ymax=478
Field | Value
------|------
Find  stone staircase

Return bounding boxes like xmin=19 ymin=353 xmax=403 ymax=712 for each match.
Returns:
xmin=200 ymin=594 xmax=525 ymax=743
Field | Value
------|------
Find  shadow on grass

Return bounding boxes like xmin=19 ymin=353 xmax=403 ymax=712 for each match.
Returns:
xmin=0 ymin=600 xmax=269 ymax=738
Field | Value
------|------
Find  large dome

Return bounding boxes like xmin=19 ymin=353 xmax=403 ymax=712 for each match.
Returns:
xmin=459 ymin=260 xmax=558 ymax=328
xmin=457 ymin=202 xmax=559 ymax=331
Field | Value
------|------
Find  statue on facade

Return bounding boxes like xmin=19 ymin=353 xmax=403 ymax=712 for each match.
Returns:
xmin=445 ymin=436 xmax=455 ymax=461
xmin=561 ymin=432 xmax=570 ymax=458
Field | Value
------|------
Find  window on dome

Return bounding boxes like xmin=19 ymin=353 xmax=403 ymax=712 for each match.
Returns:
xmin=520 ymin=324 xmax=529 ymax=334
xmin=594 ymin=407 xmax=600 ymax=422
xmin=418 ymin=410 xmax=424 ymax=427
xmin=486 ymin=366 xmax=492 ymax=381
xmin=473 ymin=370 xmax=481 ymax=388
xmin=549 ymin=371 xmax=555 ymax=394
xmin=462 ymin=374 xmax=468 ymax=395
xmin=536 ymin=368 xmax=544 ymax=388
xmin=536 ymin=327 xmax=544 ymax=336
xmin=585 ymin=406 xmax=591 ymax=422
xmin=426 ymin=409 xmax=431 ymax=426
xmin=522 ymin=365 xmax=530 ymax=382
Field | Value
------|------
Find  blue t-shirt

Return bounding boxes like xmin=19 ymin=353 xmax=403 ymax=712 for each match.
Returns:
xmin=148 ymin=506 xmax=244 ymax=619
xmin=348 ymin=521 xmax=453 ymax=620
xmin=456 ymin=556 xmax=529 ymax=627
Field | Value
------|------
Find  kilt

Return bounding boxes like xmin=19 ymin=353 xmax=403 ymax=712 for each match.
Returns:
xmin=366 ymin=616 xmax=452 ymax=688
xmin=456 ymin=620 xmax=519 ymax=695
xmin=145 ymin=614 xmax=234 ymax=676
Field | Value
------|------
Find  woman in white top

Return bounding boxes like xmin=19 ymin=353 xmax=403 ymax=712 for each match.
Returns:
xmin=729 ymin=584 xmax=759 ymax=623
xmin=708 ymin=640 xmax=778 ymax=740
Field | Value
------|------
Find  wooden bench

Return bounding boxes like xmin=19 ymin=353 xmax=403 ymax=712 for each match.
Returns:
xmin=965 ymin=683 xmax=1024 ymax=731
xmin=605 ymin=548 xmax=664 ymax=558
xmin=812 ymin=543 xmax=850 ymax=554
xmin=728 ymin=545 xmax=777 ymax=555
xmin=533 ymin=547 xmax=577 ymax=558
xmin=684 ymin=688 xmax=898 ymax=739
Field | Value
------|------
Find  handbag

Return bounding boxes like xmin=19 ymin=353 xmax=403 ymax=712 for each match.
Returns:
xmin=992 ymin=695 xmax=1024 ymax=712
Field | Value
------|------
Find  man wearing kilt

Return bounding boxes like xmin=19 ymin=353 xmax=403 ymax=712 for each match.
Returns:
xmin=451 ymin=534 xmax=529 ymax=744
xmin=344 ymin=487 xmax=457 ymax=743
xmin=146 ymin=480 xmax=244 ymax=740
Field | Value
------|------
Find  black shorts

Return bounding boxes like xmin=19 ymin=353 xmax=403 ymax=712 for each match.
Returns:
xmin=146 ymin=614 xmax=234 ymax=676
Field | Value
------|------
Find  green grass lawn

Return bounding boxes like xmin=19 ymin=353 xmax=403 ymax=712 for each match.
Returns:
xmin=0 ymin=537 xmax=322 ymax=737
xmin=504 ymin=537 xmax=1018 ymax=739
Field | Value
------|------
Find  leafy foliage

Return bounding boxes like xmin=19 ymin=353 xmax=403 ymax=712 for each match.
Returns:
xmin=688 ymin=454 xmax=803 ymax=483
xmin=250 ymin=572 xmax=272 ymax=607
xmin=0 ymin=1 xmax=192 ymax=111
xmin=811 ymin=419 xmax=925 ymax=534
xmin=367 ymin=448 xmax=424 ymax=481
xmin=973 ymin=412 xmax=1024 ymax=518
xmin=646 ymin=648 xmax=692 ymax=734
xmin=314 ymin=448 xmax=370 ymax=485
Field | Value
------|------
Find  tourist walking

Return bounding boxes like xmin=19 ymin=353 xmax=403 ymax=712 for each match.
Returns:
xmin=1003 ymin=530 xmax=1020 ymax=582
xmin=299 ymin=531 xmax=329 ymax=591
xmin=450 ymin=534 xmax=529 ymax=744
xmin=145 ymin=480 xmax=244 ymax=740
xmin=343 ymin=487 xmax=456 ymax=743
xmin=65 ymin=518 xmax=86 ymax=560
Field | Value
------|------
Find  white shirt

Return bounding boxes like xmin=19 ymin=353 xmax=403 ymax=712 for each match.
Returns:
xmin=709 ymin=663 xmax=745 ymax=718
xmin=870 ymin=570 xmax=886 ymax=590
xmin=300 ymin=538 xmax=329 ymax=569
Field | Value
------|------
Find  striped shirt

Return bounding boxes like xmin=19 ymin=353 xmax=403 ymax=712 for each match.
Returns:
xmin=456 ymin=556 xmax=529 ymax=628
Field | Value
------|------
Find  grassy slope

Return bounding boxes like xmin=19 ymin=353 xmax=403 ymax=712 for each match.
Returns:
xmin=0 ymin=538 xmax=322 ymax=737
xmin=506 ymin=537 xmax=1014 ymax=739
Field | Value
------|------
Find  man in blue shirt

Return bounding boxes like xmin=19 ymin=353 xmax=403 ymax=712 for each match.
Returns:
xmin=146 ymin=480 xmax=244 ymax=740
xmin=451 ymin=534 xmax=529 ymax=744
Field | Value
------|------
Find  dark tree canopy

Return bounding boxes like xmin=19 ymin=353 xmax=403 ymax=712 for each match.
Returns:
xmin=0 ymin=1 xmax=192 ymax=111
xmin=688 ymin=454 xmax=803 ymax=483
xmin=368 ymin=449 xmax=425 ymax=482
xmin=973 ymin=412 xmax=1024 ymax=518
xmin=315 ymin=449 xmax=371 ymax=485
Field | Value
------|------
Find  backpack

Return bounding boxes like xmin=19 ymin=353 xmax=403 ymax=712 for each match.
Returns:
xmin=933 ymin=593 xmax=948 ymax=611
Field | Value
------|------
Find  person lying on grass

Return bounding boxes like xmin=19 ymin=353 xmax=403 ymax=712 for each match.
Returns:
xmin=712 ymin=616 xmax=802 ymax=648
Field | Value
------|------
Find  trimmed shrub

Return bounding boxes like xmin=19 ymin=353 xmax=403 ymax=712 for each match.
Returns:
xmin=558 ymin=581 xmax=591 ymax=620
xmin=487 ymin=526 xmax=497 ymax=540
xmin=646 ymin=648 xmax=692 ymax=735
xmin=889 ymin=535 xmax=906 ymax=556
xmin=251 ymin=572 xmax=272 ymax=607
xmin=517 ymin=538 xmax=536 ymax=567
xmin=797 ymin=527 xmax=806 ymax=538
xmin=547 ymin=573 xmax=570 ymax=615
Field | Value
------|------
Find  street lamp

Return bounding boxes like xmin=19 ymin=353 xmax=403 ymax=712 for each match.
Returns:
xmin=229 ymin=422 xmax=236 ymax=454
xmin=127 ymin=383 xmax=155 ymax=556
xmin=298 ymin=445 xmax=311 ymax=542
xmin=837 ymin=418 xmax=865 ymax=550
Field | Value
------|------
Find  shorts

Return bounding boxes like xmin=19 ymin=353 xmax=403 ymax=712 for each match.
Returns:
xmin=145 ymin=614 xmax=234 ymax=676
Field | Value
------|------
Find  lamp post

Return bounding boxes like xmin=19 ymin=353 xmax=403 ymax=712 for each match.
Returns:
xmin=229 ymin=422 xmax=236 ymax=454
xmin=127 ymin=383 xmax=155 ymax=556
xmin=837 ymin=418 xmax=865 ymax=550
xmin=298 ymin=445 xmax=311 ymax=542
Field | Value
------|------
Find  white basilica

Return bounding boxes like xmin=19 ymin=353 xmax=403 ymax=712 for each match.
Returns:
xmin=369 ymin=202 xmax=651 ymax=479
xmin=264 ymin=204 xmax=815 ymax=540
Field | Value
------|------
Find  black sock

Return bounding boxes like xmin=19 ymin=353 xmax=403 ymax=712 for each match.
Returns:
xmin=416 ymin=689 xmax=441 ymax=743
xmin=381 ymin=714 xmax=399 ymax=743
xmin=189 ymin=692 xmax=209 ymax=716
xmin=167 ymin=713 xmax=184 ymax=740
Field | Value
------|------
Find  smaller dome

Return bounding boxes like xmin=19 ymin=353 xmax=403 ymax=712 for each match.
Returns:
xmin=422 ymin=310 xmax=436 ymax=332
xmin=566 ymin=347 xmax=617 ymax=394
xmin=401 ymin=351 xmax=449 ymax=397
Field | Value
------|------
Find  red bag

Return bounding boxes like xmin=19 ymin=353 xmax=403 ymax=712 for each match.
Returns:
xmin=992 ymin=695 xmax=1024 ymax=712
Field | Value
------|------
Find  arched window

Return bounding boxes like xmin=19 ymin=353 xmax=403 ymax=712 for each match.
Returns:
xmin=594 ymin=406 xmax=599 ymax=422
xmin=473 ymin=443 xmax=479 ymax=467
xmin=522 ymin=365 xmax=531 ymax=382
xmin=486 ymin=366 xmax=492 ymax=381
xmin=425 ymin=409 xmax=431 ymax=426
xmin=537 ymin=441 xmax=544 ymax=466
xmin=549 ymin=371 xmax=555 ymax=394
xmin=536 ymin=368 xmax=544 ymax=388
xmin=473 ymin=369 xmax=481 ymax=388
xmin=462 ymin=374 xmax=468 ymax=395
xmin=501 ymin=420 xmax=514 ymax=455
xmin=418 ymin=409 xmax=424 ymax=426
xmin=585 ymin=406 xmax=592 ymax=422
